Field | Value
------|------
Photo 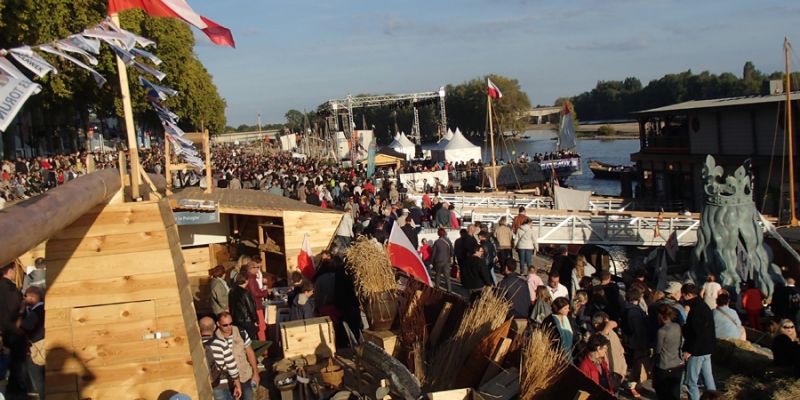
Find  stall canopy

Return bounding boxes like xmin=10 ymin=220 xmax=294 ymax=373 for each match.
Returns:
xmin=431 ymin=128 xmax=481 ymax=163
xmin=432 ymin=128 xmax=454 ymax=150
xmin=388 ymin=132 xmax=416 ymax=160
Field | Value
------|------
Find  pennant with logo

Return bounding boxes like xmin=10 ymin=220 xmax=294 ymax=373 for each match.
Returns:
xmin=8 ymin=47 xmax=58 ymax=78
xmin=38 ymin=45 xmax=107 ymax=87
xmin=0 ymin=57 xmax=42 ymax=132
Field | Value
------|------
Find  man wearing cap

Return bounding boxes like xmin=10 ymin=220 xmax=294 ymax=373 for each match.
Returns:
xmin=430 ymin=228 xmax=454 ymax=291
xmin=649 ymin=281 xmax=687 ymax=328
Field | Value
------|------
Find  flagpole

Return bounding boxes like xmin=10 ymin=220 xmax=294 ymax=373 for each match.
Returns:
xmin=487 ymin=94 xmax=497 ymax=191
xmin=111 ymin=13 xmax=141 ymax=201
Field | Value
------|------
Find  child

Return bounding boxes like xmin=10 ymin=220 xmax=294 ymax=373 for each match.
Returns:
xmin=290 ymin=281 xmax=316 ymax=320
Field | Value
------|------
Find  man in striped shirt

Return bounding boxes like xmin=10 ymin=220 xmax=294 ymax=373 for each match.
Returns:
xmin=199 ymin=317 xmax=242 ymax=400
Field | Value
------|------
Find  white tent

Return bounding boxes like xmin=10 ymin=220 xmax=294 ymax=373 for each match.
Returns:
xmin=388 ymin=132 xmax=416 ymax=160
xmin=431 ymin=128 xmax=481 ymax=163
xmin=432 ymin=128 xmax=454 ymax=150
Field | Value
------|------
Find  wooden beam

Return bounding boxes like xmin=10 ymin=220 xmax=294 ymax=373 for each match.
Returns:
xmin=479 ymin=338 xmax=512 ymax=386
xmin=429 ymin=302 xmax=452 ymax=346
xmin=164 ymin=137 xmax=172 ymax=195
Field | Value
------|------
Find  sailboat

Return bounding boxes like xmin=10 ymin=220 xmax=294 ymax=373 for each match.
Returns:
xmin=537 ymin=101 xmax=582 ymax=176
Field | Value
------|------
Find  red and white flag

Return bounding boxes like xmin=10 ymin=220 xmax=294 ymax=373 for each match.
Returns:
xmin=487 ymin=78 xmax=503 ymax=99
xmin=388 ymin=222 xmax=432 ymax=286
xmin=297 ymin=234 xmax=315 ymax=280
xmin=108 ymin=0 xmax=235 ymax=47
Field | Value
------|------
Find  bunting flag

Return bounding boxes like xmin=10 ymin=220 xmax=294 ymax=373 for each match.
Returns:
xmin=297 ymin=234 xmax=316 ymax=280
xmin=139 ymin=76 xmax=177 ymax=101
xmin=101 ymin=18 xmax=155 ymax=49
xmin=82 ymin=26 xmax=137 ymax=50
xmin=487 ymin=78 xmax=503 ymax=99
xmin=387 ymin=221 xmax=432 ymax=286
xmin=8 ymin=47 xmax=57 ymax=78
xmin=131 ymin=47 xmax=162 ymax=65
xmin=0 ymin=57 xmax=42 ymax=132
xmin=68 ymin=35 xmax=101 ymax=55
xmin=39 ymin=45 xmax=107 ymax=87
xmin=109 ymin=43 xmax=136 ymax=66
xmin=132 ymin=60 xmax=165 ymax=81
xmin=55 ymin=39 xmax=99 ymax=65
xmin=107 ymin=0 xmax=236 ymax=48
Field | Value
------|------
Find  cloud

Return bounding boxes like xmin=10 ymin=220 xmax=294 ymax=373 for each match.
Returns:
xmin=567 ymin=38 xmax=648 ymax=52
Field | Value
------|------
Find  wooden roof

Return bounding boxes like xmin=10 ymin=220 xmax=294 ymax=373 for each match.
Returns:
xmin=169 ymin=187 xmax=342 ymax=217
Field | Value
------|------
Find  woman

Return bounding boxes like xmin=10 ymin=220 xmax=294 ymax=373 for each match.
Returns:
xmin=419 ymin=238 xmax=432 ymax=268
xmin=245 ymin=262 xmax=270 ymax=341
xmin=742 ymin=280 xmax=765 ymax=329
xmin=209 ymin=265 xmax=230 ymax=315
xmin=541 ymin=297 xmax=579 ymax=358
xmin=653 ymin=305 xmax=683 ymax=400
xmin=529 ymin=285 xmax=552 ymax=327
xmin=771 ymin=318 xmax=800 ymax=376
xmin=713 ymin=291 xmax=745 ymax=341
xmin=228 ymin=271 xmax=259 ymax=341
xmin=578 ymin=334 xmax=614 ymax=394
xmin=571 ymin=255 xmax=596 ymax=298
xmin=448 ymin=204 xmax=460 ymax=230
xmin=514 ymin=218 xmax=537 ymax=271
xmin=700 ymin=273 xmax=722 ymax=310
xmin=572 ymin=290 xmax=591 ymax=335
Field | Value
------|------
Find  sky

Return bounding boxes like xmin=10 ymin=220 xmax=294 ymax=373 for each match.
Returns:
xmin=189 ymin=0 xmax=800 ymax=127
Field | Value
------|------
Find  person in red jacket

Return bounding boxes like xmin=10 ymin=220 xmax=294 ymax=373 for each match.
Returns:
xmin=742 ymin=280 xmax=766 ymax=330
xmin=578 ymin=333 xmax=615 ymax=395
xmin=245 ymin=261 xmax=270 ymax=341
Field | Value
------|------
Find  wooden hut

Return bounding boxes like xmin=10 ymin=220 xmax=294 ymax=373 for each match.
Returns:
xmin=167 ymin=187 xmax=343 ymax=313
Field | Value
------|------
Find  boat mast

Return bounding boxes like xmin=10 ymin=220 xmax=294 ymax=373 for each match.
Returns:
xmin=786 ymin=37 xmax=798 ymax=226
xmin=487 ymin=93 xmax=497 ymax=191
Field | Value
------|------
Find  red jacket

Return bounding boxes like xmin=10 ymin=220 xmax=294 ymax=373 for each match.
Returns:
xmin=247 ymin=275 xmax=270 ymax=311
xmin=578 ymin=355 xmax=615 ymax=394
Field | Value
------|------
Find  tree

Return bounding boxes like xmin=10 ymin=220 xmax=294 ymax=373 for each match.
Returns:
xmin=445 ymin=74 xmax=531 ymax=138
xmin=285 ymin=109 xmax=305 ymax=132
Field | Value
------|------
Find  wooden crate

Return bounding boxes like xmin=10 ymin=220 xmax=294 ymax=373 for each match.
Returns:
xmin=279 ymin=316 xmax=335 ymax=359
xmin=427 ymin=388 xmax=478 ymax=400
xmin=363 ymin=329 xmax=399 ymax=356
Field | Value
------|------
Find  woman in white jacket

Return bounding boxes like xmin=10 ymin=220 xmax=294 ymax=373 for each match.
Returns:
xmin=514 ymin=219 xmax=538 ymax=271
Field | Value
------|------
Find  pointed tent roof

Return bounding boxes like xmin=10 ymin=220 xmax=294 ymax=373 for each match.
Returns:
xmin=443 ymin=128 xmax=478 ymax=149
xmin=398 ymin=132 xmax=415 ymax=147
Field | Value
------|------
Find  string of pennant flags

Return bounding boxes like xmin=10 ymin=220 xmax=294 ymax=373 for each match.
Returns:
xmin=0 ymin=17 xmax=204 ymax=168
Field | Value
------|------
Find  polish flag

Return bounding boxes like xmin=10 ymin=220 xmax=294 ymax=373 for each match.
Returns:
xmin=297 ymin=234 xmax=315 ymax=280
xmin=387 ymin=222 xmax=432 ymax=286
xmin=108 ymin=0 xmax=235 ymax=48
xmin=487 ymin=78 xmax=503 ymax=99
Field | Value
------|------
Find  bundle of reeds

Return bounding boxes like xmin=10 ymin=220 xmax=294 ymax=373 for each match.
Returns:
xmin=345 ymin=238 xmax=397 ymax=296
xmin=398 ymin=287 xmax=428 ymax=382
xmin=519 ymin=329 xmax=569 ymax=399
xmin=425 ymin=289 xmax=511 ymax=391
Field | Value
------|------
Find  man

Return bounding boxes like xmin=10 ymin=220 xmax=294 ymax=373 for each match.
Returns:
xmin=434 ymin=201 xmax=451 ymax=228
xmin=511 ymin=206 xmax=527 ymax=233
xmin=22 ymin=257 xmax=46 ymax=293
xmin=21 ymin=286 xmax=45 ymax=398
xmin=772 ymin=276 xmax=800 ymax=322
xmin=497 ymin=259 xmax=532 ymax=318
xmin=200 ymin=316 xmax=242 ymax=400
xmin=460 ymin=244 xmax=493 ymax=303
xmin=429 ymin=228 xmax=454 ymax=292
xmin=215 ymin=312 xmax=260 ymax=400
xmin=547 ymin=273 xmax=569 ymax=300
xmin=552 ymin=247 xmax=574 ymax=299
xmin=493 ymin=217 xmax=513 ymax=270
xmin=335 ymin=206 xmax=354 ymax=250
xmin=453 ymin=229 xmax=476 ymax=269
xmin=621 ymin=287 xmax=649 ymax=398
xmin=649 ymin=281 xmax=687 ymax=332
xmin=599 ymin=271 xmax=624 ymax=323
xmin=1 ymin=263 xmax=23 ymax=394
xmin=681 ymin=283 xmax=716 ymax=400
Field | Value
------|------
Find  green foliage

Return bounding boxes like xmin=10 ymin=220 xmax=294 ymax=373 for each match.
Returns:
xmin=444 ymin=74 xmax=531 ymax=138
xmin=597 ymin=125 xmax=615 ymax=136
xmin=285 ymin=109 xmax=305 ymax=132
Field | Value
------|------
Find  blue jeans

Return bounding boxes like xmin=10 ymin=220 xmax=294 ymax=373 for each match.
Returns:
xmin=213 ymin=385 xmax=234 ymax=400
xmin=685 ymin=354 xmax=715 ymax=400
xmin=517 ymin=249 xmax=533 ymax=270
xmin=240 ymin=379 xmax=254 ymax=400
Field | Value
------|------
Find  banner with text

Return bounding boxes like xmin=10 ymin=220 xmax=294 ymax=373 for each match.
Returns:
xmin=0 ymin=58 xmax=41 ymax=132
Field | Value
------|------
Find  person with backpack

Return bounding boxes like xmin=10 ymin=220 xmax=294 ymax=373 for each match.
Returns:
xmin=199 ymin=317 xmax=242 ymax=400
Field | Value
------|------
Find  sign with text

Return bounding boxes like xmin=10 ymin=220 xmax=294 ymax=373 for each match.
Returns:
xmin=175 ymin=210 xmax=220 ymax=226
xmin=0 ymin=57 xmax=41 ymax=132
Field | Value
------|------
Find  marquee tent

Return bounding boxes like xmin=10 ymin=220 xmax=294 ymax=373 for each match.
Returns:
xmin=431 ymin=128 xmax=481 ymax=163
xmin=388 ymin=132 xmax=416 ymax=160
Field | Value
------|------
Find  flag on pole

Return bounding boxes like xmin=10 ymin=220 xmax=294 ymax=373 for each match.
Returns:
xmin=387 ymin=222 xmax=432 ymax=286
xmin=297 ymin=233 xmax=316 ymax=280
xmin=107 ymin=0 xmax=236 ymax=48
xmin=487 ymin=78 xmax=503 ymax=99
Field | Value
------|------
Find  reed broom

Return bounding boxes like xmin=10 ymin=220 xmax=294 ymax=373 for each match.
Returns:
xmin=426 ymin=288 xmax=510 ymax=391
xmin=345 ymin=238 xmax=397 ymax=296
xmin=519 ymin=329 xmax=569 ymax=399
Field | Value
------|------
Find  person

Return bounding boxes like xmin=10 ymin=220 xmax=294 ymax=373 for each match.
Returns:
xmin=713 ymin=291 xmax=745 ymax=341
xmin=511 ymin=206 xmax=527 ymax=233
xmin=478 ymin=231 xmax=497 ymax=284
xmin=494 ymin=216 xmax=513 ymax=269
xmin=577 ymin=333 xmax=615 ymax=394
xmin=546 ymin=273 xmax=569 ymax=300
xmin=453 ymin=229 xmax=474 ymax=270
xmin=21 ymin=257 xmax=46 ymax=293
xmin=649 ymin=281 xmax=687 ymax=331
xmin=430 ymin=228 xmax=454 ymax=292
xmin=229 ymin=272 xmax=259 ymax=342
xmin=541 ymin=297 xmax=579 ymax=358
xmin=334 ymin=206 xmax=354 ymax=250
xmin=290 ymin=281 xmax=316 ymax=320
xmin=527 ymin=265 xmax=544 ymax=304
xmin=199 ymin=316 xmax=242 ymax=400
xmin=210 ymin=265 xmax=230 ymax=315
xmin=591 ymin=312 xmax=627 ymax=389
xmin=434 ymin=201 xmax=451 ymax=228
xmin=552 ymin=247 xmax=575 ymax=299
xmin=215 ymin=312 xmax=260 ymax=400
xmin=700 ymin=274 xmax=722 ymax=310
xmin=771 ymin=276 xmax=800 ymax=322
xmin=497 ymin=259 xmax=531 ymax=319
xmin=572 ymin=290 xmax=591 ymax=334
xmin=514 ymin=218 xmax=537 ymax=271
xmin=572 ymin=255 xmax=596 ymax=299
xmin=419 ymin=238 xmax=432 ymax=266
xmin=0 ymin=263 xmax=23 ymax=395
xmin=621 ymin=287 xmax=649 ymax=399
xmin=245 ymin=263 xmax=270 ymax=341
xmin=598 ymin=271 xmax=624 ymax=323
xmin=681 ymin=283 xmax=716 ymax=400
xmin=771 ymin=318 xmax=800 ymax=376
xmin=460 ymin=244 xmax=493 ymax=302
xmin=741 ymin=280 xmax=765 ymax=330
xmin=653 ymin=305 xmax=683 ymax=400
xmin=20 ymin=286 xmax=44 ymax=398
xmin=449 ymin=204 xmax=460 ymax=230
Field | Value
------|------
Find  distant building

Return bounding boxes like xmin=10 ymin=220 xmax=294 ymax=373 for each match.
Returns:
xmin=630 ymin=91 xmax=799 ymax=214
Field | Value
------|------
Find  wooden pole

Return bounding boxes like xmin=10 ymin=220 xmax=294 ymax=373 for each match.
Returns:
xmin=111 ymin=13 xmax=141 ymax=201
xmin=204 ymin=128 xmax=212 ymax=193
xmin=164 ymin=136 xmax=172 ymax=195
xmin=786 ymin=37 xmax=798 ymax=226
xmin=488 ymin=95 xmax=497 ymax=191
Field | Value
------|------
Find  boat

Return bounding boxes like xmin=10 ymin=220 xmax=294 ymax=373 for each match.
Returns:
xmin=588 ymin=159 xmax=635 ymax=180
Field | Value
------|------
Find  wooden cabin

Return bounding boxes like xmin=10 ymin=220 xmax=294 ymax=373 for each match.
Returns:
xmin=167 ymin=187 xmax=344 ymax=314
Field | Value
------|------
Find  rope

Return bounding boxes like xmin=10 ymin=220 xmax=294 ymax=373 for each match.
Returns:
xmin=761 ymin=103 xmax=783 ymax=211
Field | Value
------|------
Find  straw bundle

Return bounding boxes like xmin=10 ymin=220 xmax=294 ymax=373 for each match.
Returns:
xmin=426 ymin=289 xmax=511 ymax=390
xmin=519 ymin=329 xmax=569 ymax=399
xmin=398 ymin=287 xmax=428 ymax=381
xmin=345 ymin=238 xmax=397 ymax=295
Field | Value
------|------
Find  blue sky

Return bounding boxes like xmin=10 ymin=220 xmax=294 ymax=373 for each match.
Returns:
xmin=190 ymin=0 xmax=800 ymax=126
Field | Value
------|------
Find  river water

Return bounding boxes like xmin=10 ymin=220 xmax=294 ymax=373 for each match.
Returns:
xmin=480 ymin=129 xmax=640 ymax=196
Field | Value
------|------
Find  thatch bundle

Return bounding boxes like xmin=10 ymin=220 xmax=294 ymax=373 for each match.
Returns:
xmin=425 ymin=289 xmax=511 ymax=391
xmin=345 ymin=238 xmax=397 ymax=295
xmin=722 ymin=374 xmax=800 ymax=400
xmin=520 ymin=329 xmax=569 ymax=399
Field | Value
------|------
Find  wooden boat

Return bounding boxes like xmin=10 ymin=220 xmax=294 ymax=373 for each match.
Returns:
xmin=588 ymin=159 xmax=634 ymax=180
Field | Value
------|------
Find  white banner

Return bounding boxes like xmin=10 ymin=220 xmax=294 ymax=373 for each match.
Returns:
xmin=9 ymin=47 xmax=57 ymax=78
xmin=399 ymin=170 xmax=449 ymax=192
xmin=0 ymin=58 xmax=42 ymax=132
xmin=39 ymin=45 xmax=107 ymax=87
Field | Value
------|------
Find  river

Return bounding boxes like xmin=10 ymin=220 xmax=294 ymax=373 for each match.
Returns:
xmin=480 ymin=129 xmax=640 ymax=196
